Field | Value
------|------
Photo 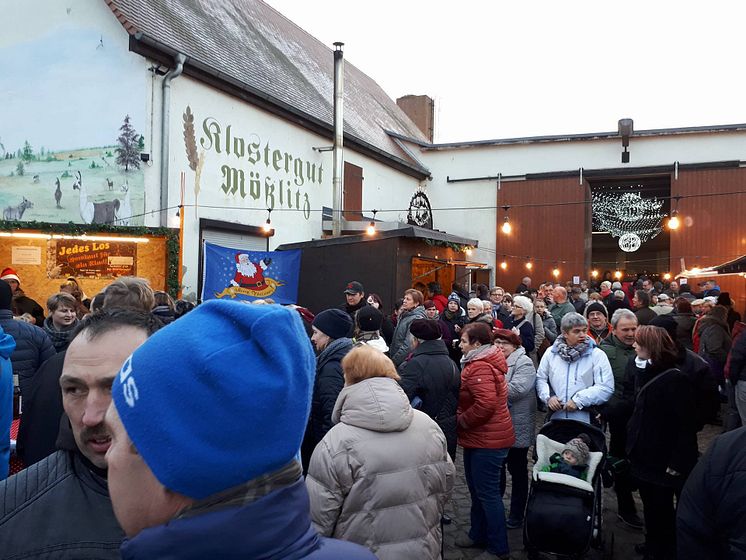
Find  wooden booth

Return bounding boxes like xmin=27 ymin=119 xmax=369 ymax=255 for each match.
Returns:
xmin=278 ymin=225 xmax=483 ymax=314
xmin=0 ymin=225 xmax=177 ymax=308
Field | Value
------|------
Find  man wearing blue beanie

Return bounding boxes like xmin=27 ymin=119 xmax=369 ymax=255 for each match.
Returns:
xmin=105 ymin=300 xmax=375 ymax=559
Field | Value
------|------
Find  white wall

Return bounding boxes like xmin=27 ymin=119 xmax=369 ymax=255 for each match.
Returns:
xmin=167 ymin=77 xmax=420 ymax=296
xmin=413 ymin=130 xmax=746 ymax=272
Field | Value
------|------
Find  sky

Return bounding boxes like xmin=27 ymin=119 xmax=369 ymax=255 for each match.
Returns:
xmin=265 ymin=0 xmax=746 ymax=143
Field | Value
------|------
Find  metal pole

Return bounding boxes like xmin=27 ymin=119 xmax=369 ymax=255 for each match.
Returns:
xmin=332 ymin=42 xmax=345 ymax=237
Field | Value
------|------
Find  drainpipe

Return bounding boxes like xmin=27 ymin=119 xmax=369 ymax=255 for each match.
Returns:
xmin=160 ymin=53 xmax=187 ymax=227
xmin=332 ymin=42 xmax=344 ymax=237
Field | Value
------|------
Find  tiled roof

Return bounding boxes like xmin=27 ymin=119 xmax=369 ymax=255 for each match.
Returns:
xmin=106 ymin=0 xmax=430 ymax=175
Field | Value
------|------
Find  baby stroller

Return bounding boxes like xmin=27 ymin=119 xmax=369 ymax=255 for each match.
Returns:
xmin=523 ymin=419 xmax=609 ymax=559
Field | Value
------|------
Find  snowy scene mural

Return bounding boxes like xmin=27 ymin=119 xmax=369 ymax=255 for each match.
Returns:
xmin=0 ymin=2 xmax=147 ymax=225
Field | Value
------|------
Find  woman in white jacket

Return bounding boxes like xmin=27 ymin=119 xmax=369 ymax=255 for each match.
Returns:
xmin=306 ymin=344 xmax=455 ymax=560
xmin=536 ymin=312 xmax=614 ymax=424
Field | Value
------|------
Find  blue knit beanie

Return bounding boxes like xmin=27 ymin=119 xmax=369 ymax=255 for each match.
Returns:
xmin=448 ymin=292 xmax=460 ymax=303
xmin=111 ymin=300 xmax=315 ymax=500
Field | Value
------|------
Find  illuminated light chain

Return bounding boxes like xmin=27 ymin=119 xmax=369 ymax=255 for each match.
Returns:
xmin=592 ymin=190 xmax=665 ymax=253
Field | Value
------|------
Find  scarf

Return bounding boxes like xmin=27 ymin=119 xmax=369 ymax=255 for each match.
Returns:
xmin=43 ymin=315 xmax=78 ymax=351
xmin=317 ymin=336 xmax=352 ymax=363
xmin=443 ymin=308 xmax=460 ymax=321
xmin=555 ymin=334 xmax=590 ymax=363
xmin=355 ymin=331 xmax=380 ymax=343
xmin=460 ymin=343 xmax=493 ymax=367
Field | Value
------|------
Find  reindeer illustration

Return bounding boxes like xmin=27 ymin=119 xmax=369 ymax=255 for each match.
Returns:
xmin=115 ymin=182 xmax=132 ymax=226
xmin=105 ymin=178 xmax=114 ymax=190
xmin=72 ymin=171 xmax=120 ymax=224
xmin=54 ymin=177 xmax=62 ymax=209
xmin=3 ymin=197 xmax=34 ymax=220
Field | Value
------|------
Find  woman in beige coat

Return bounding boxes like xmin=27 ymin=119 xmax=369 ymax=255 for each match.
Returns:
xmin=306 ymin=345 xmax=455 ymax=560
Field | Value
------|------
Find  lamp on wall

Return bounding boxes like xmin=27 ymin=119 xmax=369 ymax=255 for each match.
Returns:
xmin=366 ymin=210 xmax=378 ymax=236
xmin=262 ymin=209 xmax=272 ymax=233
xmin=500 ymin=206 xmax=512 ymax=234
xmin=618 ymin=118 xmax=634 ymax=163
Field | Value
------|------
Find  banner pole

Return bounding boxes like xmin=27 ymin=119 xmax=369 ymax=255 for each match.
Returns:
xmin=177 ymin=172 xmax=185 ymax=299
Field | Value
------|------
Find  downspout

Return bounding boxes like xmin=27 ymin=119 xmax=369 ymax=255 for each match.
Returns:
xmin=332 ymin=42 xmax=344 ymax=237
xmin=160 ymin=53 xmax=187 ymax=227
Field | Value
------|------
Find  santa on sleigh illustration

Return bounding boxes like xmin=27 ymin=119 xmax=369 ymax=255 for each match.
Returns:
xmin=230 ymin=253 xmax=273 ymax=290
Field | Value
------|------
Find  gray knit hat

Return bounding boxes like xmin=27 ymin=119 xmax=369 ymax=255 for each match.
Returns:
xmin=563 ymin=436 xmax=590 ymax=465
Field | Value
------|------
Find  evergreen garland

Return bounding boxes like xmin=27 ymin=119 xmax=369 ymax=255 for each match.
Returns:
xmin=0 ymin=220 xmax=180 ymax=298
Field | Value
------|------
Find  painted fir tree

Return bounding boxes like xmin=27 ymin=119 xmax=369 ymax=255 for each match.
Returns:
xmin=116 ymin=114 xmax=141 ymax=172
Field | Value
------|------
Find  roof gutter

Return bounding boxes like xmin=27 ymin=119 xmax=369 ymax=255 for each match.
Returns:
xmin=160 ymin=52 xmax=186 ymax=227
xmin=130 ymin=34 xmax=430 ymax=181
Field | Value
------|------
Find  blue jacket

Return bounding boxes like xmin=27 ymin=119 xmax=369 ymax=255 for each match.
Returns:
xmin=120 ymin=479 xmax=376 ymax=560
xmin=0 ymin=326 xmax=16 ymax=480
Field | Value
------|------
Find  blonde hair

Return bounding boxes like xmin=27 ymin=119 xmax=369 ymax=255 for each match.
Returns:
xmin=342 ymin=344 xmax=400 ymax=385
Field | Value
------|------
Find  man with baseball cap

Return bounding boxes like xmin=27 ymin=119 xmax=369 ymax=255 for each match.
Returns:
xmin=105 ymin=301 xmax=374 ymax=559
xmin=339 ymin=280 xmax=367 ymax=322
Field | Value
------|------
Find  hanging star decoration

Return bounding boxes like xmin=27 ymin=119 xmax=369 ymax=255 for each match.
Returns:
xmin=592 ymin=189 xmax=665 ymax=252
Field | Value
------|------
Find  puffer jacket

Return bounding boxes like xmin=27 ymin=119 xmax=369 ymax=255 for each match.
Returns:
xmin=0 ymin=309 xmax=55 ymax=398
xmin=504 ymin=346 xmax=536 ymax=448
xmin=536 ymin=337 xmax=614 ymax=423
xmin=698 ymin=315 xmax=732 ymax=366
xmin=389 ymin=305 xmax=427 ymax=366
xmin=301 ymin=337 xmax=353 ymax=471
xmin=0 ymin=429 xmax=124 ymax=559
xmin=457 ymin=345 xmax=515 ymax=449
xmin=0 ymin=326 xmax=16 ymax=479
xmin=306 ymin=377 xmax=454 ymax=560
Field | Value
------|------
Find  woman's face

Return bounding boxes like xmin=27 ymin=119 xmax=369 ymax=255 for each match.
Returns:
xmin=534 ymin=300 xmax=546 ymax=315
xmin=459 ymin=334 xmax=480 ymax=354
xmin=401 ymin=293 xmax=416 ymax=311
xmin=447 ymin=300 xmax=460 ymax=313
xmin=511 ymin=304 xmax=525 ymax=319
xmin=633 ymin=341 xmax=650 ymax=360
xmin=467 ymin=304 xmax=481 ymax=319
xmin=367 ymin=296 xmax=380 ymax=309
xmin=496 ymin=339 xmax=516 ymax=357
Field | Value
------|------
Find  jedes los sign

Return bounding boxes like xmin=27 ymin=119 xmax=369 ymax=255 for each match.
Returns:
xmin=183 ymin=106 xmax=323 ymax=219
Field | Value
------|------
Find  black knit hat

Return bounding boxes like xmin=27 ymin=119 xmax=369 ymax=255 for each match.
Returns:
xmin=584 ymin=301 xmax=608 ymax=319
xmin=312 ymin=309 xmax=352 ymax=340
xmin=410 ymin=319 xmax=441 ymax=341
xmin=356 ymin=305 xmax=383 ymax=332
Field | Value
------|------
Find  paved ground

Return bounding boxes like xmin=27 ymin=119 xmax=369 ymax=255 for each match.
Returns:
xmin=442 ymin=413 xmax=723 ymax=559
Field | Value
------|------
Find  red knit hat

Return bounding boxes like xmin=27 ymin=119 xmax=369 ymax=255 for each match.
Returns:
xmin=0 ymin=267 xmax=20 ymax=283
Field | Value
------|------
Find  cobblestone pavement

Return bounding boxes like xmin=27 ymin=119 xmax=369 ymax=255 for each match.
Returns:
xmin=442 ymin=414 xmax=723 ymax=559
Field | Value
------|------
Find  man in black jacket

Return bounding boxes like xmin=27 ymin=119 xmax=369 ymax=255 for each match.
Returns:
xmin=0 ymin=279 xmax=55 ymax=408
xmin=398 ymin=319 xmax=460 ymax=460
xmin=0 ymin=309 xmax=160 ymax=558
xmin=676 ymin=426 xmax=746 ymax=558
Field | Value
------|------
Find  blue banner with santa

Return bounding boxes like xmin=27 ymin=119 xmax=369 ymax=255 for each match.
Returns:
xmin=201 ymin=242 xmax=301 ymax=304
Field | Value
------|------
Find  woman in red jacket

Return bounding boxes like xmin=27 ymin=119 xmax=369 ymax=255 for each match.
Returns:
xmin=455 ymin=322 xmax=516 ymax=560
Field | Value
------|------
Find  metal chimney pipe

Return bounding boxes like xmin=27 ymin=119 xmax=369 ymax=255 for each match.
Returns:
xmin=332 ymin=42 xmax=345 ymax=237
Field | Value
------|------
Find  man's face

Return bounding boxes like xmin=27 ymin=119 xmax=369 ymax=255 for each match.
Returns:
xmin=565 ymin=326 xmax=587 ymax=347
xmin=632 ymin=293 xmax=641 ymax=309
xmin=490 ymin=289 xmax=504 ymax=304
xmin=643 ymin=280 xmax=652 ymax=291
xmin=613 ymin=317 xmax=638 ymax=346
xmin=345 ymin=292 xmax=363 ymax=306
xmin=6 ymin=279 xmax=19 ymax=293
xmin=51 ymin=305 xmax=76 ymax=330
xmin=670 ymin=281 xmax=678 ymax=292
xmin=60 ymin=327 xmax=147 ymax=469
xmin=425 ymin=307 xmax=437 ymax=319
xmin=552 ymin=287 xmax=563 ymax=302
xmin=105 ymin=404 xmax=192 ymax=537
xmin=588 ymin=311 xmax=606 ymax=330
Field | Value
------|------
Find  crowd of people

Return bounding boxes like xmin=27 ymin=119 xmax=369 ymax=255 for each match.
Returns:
xmin=0 ymin=269 xmax=744 ymax=559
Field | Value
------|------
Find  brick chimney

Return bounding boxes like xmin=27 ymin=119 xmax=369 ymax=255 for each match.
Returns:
xmin=396 ymin=95 xmax=434 ymax=142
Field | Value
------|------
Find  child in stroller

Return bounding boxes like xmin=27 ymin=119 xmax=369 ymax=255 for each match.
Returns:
xmin=542 ymin=434 xmax=592 ymax=480
xmin=524 ymin=420 xmax=609 ymax=559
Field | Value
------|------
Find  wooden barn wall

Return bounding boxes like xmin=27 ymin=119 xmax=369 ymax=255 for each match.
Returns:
xmin=672 ymin=167 xmax=746 ymax=315
xmin=494 ymin=177 xmax=588 ymax=291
